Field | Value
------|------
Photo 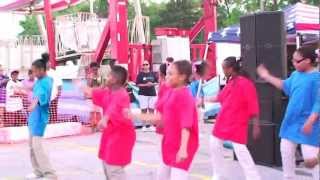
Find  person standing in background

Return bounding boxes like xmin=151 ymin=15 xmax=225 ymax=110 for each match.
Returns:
xmin=0 ymin=65 xmax=9 ymax=89
xmin=166 ymin=57 xmax=174 ymax=67
xmin=5 ymin=70 xmax=25 ymax=126
xmin=136 ymin=60 xmax=158 ymax=132
xmin=22 ymin=70 xmax=36 ymax=103
xmin=86 ymin=62 xmax=103 ymax=131
xmin=87 ymin=62 xmax=102 ymax=88
xmin=6 ymin=70 xmax=24 ymax=110
xmin=0 ymin=65 xmax=9 ymax=127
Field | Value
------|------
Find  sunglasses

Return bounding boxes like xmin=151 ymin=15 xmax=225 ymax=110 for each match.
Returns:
xmin=292 ymin=57 xmax=306 ymax=64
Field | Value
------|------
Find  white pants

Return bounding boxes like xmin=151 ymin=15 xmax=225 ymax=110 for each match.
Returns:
xmin=29 ymin=136 xmax=57 ymax=179
xmin=138 ymin=95 xmax=156 ymax=110
xmin=156 ymin=163 xmax=189 ymax=180
xmin=102 ymin=162 xmax=126 ymax=180
xmin=281 ymin=138 xmax=319 ymax=180
xmin=210 ymin=135 xmax=261 ymax=180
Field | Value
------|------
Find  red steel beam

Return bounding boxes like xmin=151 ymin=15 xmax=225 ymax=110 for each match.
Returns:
xmin=0 ymin=0 xmax=32 ymax=11
xmin=189 ymin=17 xmax=205 ymax=43
xmin=93 ymin=22 xmax=111 ymax=62
xmin=44 ymin=0 xmax=56 ymax=68
xmin=94 ymin=0 xmax=129 ymax=64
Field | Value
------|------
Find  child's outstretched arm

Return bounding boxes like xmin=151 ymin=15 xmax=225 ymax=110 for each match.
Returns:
xmin=73 ymin=79 xmax=93 ymax=98
xmin=176 ymin=128 xmax=190 ymax=163
xmin=257 ymin=64 xmax=283 ymax=90
xmin=125 ymin=109 xmax=161 ymax=124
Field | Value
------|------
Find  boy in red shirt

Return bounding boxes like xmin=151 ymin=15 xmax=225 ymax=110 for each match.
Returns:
xmin=129 ymin=60 xmax=199 ymax=180
xmin=78 ymin=65 xmax=136 ymax=179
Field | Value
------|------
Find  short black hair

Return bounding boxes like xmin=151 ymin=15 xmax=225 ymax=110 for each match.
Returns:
xmin=41 ymin=53 xmax=49 ymax=62
xmin=111 ymin=65 xmax=128 ymax=86
xmin=296 ymin=46 xmax=318 ymax=65
xmin=11 ymin=70 xmax=19 ymax=76
xmin=194 ymin=60 xmax=208 ymax=77
xmin=173 ymin=60 xmax=192 ymax=84
xmin=33 ymin=52 xmax=50 ymax=70
xmin=109 ymin=59 xmax=116 ymax=68
xmin=159 ymin=63 xmax=167 ymax=76
xmin=90 ymin=62 xmax=100 ymax=68
xmin=166 ymin=57 xmax=174 ymax=63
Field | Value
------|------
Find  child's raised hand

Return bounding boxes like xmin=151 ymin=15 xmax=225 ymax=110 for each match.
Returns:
xmin=176 ymin=148 xmax=188 ymax=163
xmin=257 ymin=64 xmax=270 ymax=80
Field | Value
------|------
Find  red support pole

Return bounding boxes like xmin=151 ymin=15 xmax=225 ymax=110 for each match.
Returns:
xmin=94 ymin=0 xmax=129 ymax=64
xmin=114 ymin=0 xmax=129 ymax=64
xmin=93 ymin=23 xmax=111 ymax=62
xmin=44 ymin=0 xmax=56 ymax=68
xmin=203 ymin=0 xmax=217 ymax=77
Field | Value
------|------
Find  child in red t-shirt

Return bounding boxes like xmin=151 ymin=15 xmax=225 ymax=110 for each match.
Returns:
xmin=78 ymin=65 xmax=136 ymax=179
xmin=207 ymin=57 xmax=261 ymax=180
xmin=129 ymin=60 xmax=199 ymax=180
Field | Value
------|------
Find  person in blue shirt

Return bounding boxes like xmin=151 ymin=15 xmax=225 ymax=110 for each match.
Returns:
xmin=26 ymin=55 xmax=56 ymax=179
xmin=189 ymin=60 xmax=208 ymax=124
xmin=257 ymin=46 xmax=320 ymax=180
xmin=189 ymin=60 xmax=208 ymax=100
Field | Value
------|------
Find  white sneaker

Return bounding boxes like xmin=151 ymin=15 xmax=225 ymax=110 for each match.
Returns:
xmin=25 ymin=173 xmax=42 ymax=179
xmin=142 ymin=126 xmax=148 ymax=132
xmin=148 ymin=126 xmax=156 ymax=132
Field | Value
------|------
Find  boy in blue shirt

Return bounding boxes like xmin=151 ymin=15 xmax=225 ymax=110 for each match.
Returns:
xmin=26 ymin=56 xmax=56 ymax=179
xmin=258 ymin=46 xmax=320 ymax=180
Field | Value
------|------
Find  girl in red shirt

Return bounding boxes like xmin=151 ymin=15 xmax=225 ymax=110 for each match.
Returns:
xmin=78 ymin=65 xmax=136 ymax=180
xmin=207 ymin=57 xmax=261 ymax=180
xmin=130 ymin=60 xmax=199 ymax=180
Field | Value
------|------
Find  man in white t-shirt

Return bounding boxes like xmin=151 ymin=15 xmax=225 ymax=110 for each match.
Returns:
xmin=5 ymin=70 xmax=23 ymax=112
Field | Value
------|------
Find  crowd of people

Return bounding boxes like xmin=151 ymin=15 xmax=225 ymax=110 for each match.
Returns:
xmin=0 ymin=45 xmax=319 ymax=180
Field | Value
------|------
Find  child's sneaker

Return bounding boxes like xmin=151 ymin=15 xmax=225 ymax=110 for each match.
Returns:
xmin=148 ymin=126 xmax=156 ymax=132
xmin=25 ymin=173 xmax=42 ymax=179
xmin=142 ymin=126 xmax=148 ymax=132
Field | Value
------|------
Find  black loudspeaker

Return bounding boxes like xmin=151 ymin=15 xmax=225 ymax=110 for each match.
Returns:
xmin=240 ymin=11 xmax=287 ymax=167
xmin=241 ymin=11 xmax=287 ymax=80
xmin=247 ymin=121 xmax=278 ymax=166
xmin=240 ymin=14 xmax=257 ymax=79
xmin=255 ymin=12 xmax=287 ymax=79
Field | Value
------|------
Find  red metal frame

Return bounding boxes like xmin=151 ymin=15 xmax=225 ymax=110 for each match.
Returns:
xmin=94 ymin=0 xmax=129 ymax=64
xmin=1 ymin=0 xmax=218 ymax=79
xmin=189 ymin=0 xmax=217 ymax=77
xmin=44 ymin=0 xmax=56 ymax=68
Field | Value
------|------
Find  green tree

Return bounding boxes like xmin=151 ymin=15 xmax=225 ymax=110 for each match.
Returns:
xmin=157 ymin=0 xmax=202 ymax=29
xmin=19 ymin=16 xmax=40 ymax=36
